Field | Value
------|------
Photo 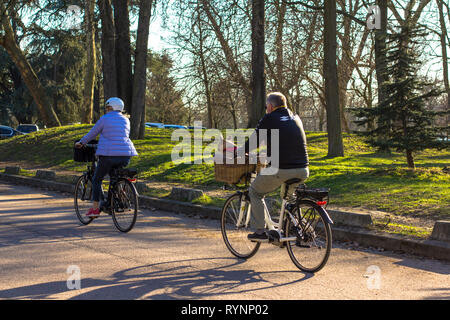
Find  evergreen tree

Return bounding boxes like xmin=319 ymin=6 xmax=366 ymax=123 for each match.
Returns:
xmin=354 ymin=24 xmax=449 ymax=168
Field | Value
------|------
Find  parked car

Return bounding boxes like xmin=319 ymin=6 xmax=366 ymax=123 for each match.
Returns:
xmin=16 ymin=124 xmax=39 ymax=134
xmin=145 ymin=122 xmax=165 ymax=128
xmin=163 ymin=124 xmax=188 ymax=129
xmin=0 ymin=125 xmax=26 ymax=139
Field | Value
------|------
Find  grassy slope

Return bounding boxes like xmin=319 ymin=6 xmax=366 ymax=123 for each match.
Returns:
xmin=0 ymin=124 xmax=448 ymax=219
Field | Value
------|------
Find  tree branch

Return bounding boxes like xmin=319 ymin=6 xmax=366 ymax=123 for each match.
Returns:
xmin=282 ymin=0 xmax=367 ymax=26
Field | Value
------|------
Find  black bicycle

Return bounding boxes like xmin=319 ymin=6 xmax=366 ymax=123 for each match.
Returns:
xmin=221 ymin=170 xmax=333 ymax=273
xmin=73 ymin=141 xmax=139 ymax=233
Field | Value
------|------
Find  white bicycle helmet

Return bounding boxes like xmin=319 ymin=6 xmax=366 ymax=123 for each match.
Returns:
xmin=105 ymin=97 xmax=125 ymax=112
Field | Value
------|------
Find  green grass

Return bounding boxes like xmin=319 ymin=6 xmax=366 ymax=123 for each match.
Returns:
xmin=0 ymin=124 xmax=449 ymax=220
xmin=371 ymin=218 xmax=432 ymax=239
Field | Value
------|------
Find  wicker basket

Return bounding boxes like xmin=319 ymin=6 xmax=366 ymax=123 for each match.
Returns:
xmin=214 ymin=158 xmax=265 ymax=184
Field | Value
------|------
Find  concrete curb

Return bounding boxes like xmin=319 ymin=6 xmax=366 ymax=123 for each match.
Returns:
xmin=0 ymin=173 xmax=74 ymax=193
xmin=1 ymin=172 xmax=449 ymax=261
xmin=327 ymin=209 xmax=373 ymax=227
xmin=431 ymin=221 xmax=450 ymax=242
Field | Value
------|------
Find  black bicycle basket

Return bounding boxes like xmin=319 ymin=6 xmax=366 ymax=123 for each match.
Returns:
xmin=73 ymin=139 xmax=98 ymax=162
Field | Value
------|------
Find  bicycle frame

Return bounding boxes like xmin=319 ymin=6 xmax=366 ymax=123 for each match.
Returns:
xmin=82 ymin=156 xmax=111 ymax=206
xmin=236 ymin=186 xmax=298 ymax=243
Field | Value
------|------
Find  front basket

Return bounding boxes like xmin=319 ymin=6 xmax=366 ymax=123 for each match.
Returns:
xmin=73 ymin=140 xmax=98 ymax=162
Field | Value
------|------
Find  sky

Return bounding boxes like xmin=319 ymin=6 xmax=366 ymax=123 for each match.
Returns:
xmin=19 ymin=2 xmax=446 ymax=85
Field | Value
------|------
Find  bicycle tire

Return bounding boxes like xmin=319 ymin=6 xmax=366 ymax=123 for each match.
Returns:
xmin=285 ymin=200 xmax=332 ymax=273
xmin=111 ymin=178 xmax=138 ymax=233
xmin=221 ymin=193 xmax=260 ymax=259
xmin=74 ymin=175 xmax=94 ymax=225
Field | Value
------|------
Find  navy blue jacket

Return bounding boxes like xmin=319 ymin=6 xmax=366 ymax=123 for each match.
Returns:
xmin=244 ymin=107 xmax=309 ymax=169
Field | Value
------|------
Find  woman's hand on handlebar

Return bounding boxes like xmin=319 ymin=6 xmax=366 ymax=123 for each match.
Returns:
xmin=75 ymin=142 xmax=84 ymax=149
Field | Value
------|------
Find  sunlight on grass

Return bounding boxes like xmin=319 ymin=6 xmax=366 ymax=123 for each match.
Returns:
xmin=0 ymin=125 xmax=448 ymax=219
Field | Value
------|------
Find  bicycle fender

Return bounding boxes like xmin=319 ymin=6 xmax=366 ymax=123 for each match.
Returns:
xmin=317 ymin=206 xmax=334 ymax=225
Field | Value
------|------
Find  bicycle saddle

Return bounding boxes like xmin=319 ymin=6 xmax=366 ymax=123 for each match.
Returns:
xmin=114 ymin=168 xmax=138 ymax=178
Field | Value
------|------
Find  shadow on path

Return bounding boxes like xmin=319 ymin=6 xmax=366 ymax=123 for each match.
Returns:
xmin=0 ymin=258 xmax=314 ymax=300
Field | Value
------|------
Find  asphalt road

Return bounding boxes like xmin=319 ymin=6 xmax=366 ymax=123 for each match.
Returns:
xmin=0 ymin=182 xmax=448 ymax=300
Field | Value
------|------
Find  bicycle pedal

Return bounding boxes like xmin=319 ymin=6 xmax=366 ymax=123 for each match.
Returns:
xmin=249 ymin=238 xmax=269 ymax=243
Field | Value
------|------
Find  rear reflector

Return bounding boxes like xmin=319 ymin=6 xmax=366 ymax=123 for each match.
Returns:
xmin=316 ymin=201 xmax=327 ymax=206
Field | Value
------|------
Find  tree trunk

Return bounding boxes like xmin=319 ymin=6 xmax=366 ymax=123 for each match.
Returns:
xmin=82 ymin=0 xmax=97 ymax=124
xmin=374 ymin=0 xmax=390 ymax=153
xmin=323 ymin=0 xmax=344 ymax=157
xmin=197 ymin=12 xmax=213 ymax=129
xmin=274 ymin=0 xmax=286 ymax=87
xmin=406 ymin=149 xmax=415 ymax=169
xmin=375 ymin=0 xmax=388 ymax=105
xmin=113 ymin=0 xmax=133 ymax=113
xmin=0 ymin=11 xmax=61 ymax=127
xmin=200 ymin=0 xmax=252 ymax=123
xmin=99 ymin=0 xmax=118 ymax=99
xmin=437 ymin=0 xmax=450 ymax=137
xmin=338 ymin=79 xmax=350 ymax=133
xmin=250 ymin=0 xmax=266 ymax=127
xmin=130 ymin=0 xmax=153 ymax=139
xmin=227 ymin=87 xmax=238 ymax=129
xmin=93 ymin=81 xmax=100 ymax=122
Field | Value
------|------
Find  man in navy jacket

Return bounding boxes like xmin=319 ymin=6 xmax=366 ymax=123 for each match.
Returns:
xmin=244 ymin=92 xmax=309 ymax=241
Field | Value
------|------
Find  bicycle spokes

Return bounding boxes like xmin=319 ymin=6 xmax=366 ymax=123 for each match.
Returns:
xmin=74 ymin=176 xmax=94 ymax=225
xmin=285 ymin=201 xmax=332 ymax=273
xmin=111 ymin=180 xmax=138 ymax=233
xmin=221 ymin=193 xmax=260 ymax=259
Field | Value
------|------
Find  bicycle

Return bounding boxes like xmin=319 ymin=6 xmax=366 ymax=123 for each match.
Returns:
xmin=220 ymin=170 xmax=333 ymax=273
xmin=73 ymin=142 xmax=139 ymax=233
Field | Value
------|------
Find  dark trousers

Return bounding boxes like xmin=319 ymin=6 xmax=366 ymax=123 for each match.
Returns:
xmin=92 ymin=156 xmax=131 ymax=202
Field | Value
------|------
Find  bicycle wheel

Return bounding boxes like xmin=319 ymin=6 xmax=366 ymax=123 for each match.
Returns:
xmin=285 ymin=200 xmax=332 ymax=273
xmin=221 ymin=193 xmax=260 ymax=259
xmin=111 ymin=179 xmax=138 ymax=233
xmin=74 ymin=175 xmax=94 ymax=225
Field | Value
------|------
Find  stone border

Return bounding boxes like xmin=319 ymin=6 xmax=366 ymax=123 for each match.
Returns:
xmin=0 ymin=172 xmax=449 ymax=261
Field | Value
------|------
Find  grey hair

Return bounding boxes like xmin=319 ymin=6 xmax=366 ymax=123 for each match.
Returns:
xmin=266 ymin=92 xmax=287 ymax=108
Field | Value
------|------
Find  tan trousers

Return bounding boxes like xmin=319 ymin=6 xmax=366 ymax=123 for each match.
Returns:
xmin=248 ymin=167 xmax=309 ymax=230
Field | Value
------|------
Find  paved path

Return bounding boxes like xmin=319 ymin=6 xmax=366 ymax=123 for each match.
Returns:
xmin=0 ymin=183 xmax=448 ymax=300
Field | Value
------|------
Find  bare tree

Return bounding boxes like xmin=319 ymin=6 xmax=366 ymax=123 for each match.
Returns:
xmin=113 ymin=0 xmax=133 ymax=112
xmin=98 ymin=0 xmax=118 ymax=99
xmin=195 ymin=3 xmax=214 ymax=128
xmin=200 ymin=0 xmax=253 ymax=125
xmin=437 ymin=0 xmax=450 ymax=135
xmin=82 ymin=0 xmax=97 ymax=124
xmin=250 ymin=0 xmax=266 ymax=126
xmin=130 ymin=0 xmax=153 ymax=139
xmin=336 ymin=0 xmax=369 ymax=133
xmin=323 ymin=0 xmax=344 ymax=157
